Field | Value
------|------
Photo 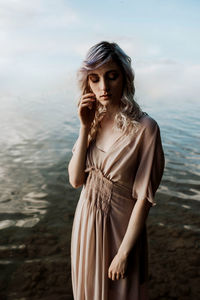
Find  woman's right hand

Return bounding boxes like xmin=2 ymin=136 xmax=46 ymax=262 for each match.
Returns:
xmin=78 ymin=92 xmax=96 ymax=129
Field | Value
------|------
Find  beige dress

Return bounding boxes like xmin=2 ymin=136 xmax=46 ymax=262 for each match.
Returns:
xmin=70 ymin=113 xmax=165 ymax=300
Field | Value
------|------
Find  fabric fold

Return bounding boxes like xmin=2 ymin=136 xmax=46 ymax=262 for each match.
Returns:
xmin=132 ymin=117 xmax=165 ymax=206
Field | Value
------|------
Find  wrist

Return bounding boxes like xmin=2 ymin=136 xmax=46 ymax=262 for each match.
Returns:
xmin=80 ymin=124 xmax=90 ymax=131
xmin=117 ymin=249 xmax=129 ymax=259
xmin=80 ymin=125 xmax=90 ymax=134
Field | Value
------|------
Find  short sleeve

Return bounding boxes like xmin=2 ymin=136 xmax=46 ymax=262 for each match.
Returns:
xmin=132 ymin=117 xmax=165 ymax=207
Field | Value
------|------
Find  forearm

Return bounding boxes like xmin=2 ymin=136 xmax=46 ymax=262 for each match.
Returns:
xmin=117 ymin=199 xmax=151 ymax=258
xmin=68 ymin=126 xmax=90 ymax=188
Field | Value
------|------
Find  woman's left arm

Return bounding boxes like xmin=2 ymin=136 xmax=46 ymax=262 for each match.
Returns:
xmin=117 ymin=197 xmax=151 ymax=258
xmin=108 ymin=198 xmax=151 ymax=281
xmin=108 ymin=117 xmax=165 ymax=280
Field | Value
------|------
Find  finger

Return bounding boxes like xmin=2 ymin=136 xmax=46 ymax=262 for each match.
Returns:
xmin=82 ymin=101 xmax=95 ymax=110
xmin=80 ymin=103 xmax=93 ymax=108
xmin=108 ymin=269 xmax=111 ymax=278
xmin=82 ymin=94 xmax=96 ymax=100
xmin=116 ymin=272 xmax=120 ymax=280
xmin=80 ymin=100 xmax=96 ymax=107
xmin=82 ymin=93 xmax=96 ymax=99
xmin=81 ymin=98 xmax=96 ymax=104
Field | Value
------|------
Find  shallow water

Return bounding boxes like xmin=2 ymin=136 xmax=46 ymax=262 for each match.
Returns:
xmin=0 ymin=95 xmax=79 ymax=231
xmin=0 ymin=95 xmax=200 ymax=299
xmin=0 ymin=95 xmax=199 ymax=233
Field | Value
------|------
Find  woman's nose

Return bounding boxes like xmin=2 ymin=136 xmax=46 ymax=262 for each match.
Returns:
xmin=100 ymin=78 xmax=109 ymax=91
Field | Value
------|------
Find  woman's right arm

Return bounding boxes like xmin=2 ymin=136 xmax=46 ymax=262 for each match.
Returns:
xmin=68 ymin=125 xmax=90 ymax=188
xmin=68 ymin=91 xmax=96 ymax=188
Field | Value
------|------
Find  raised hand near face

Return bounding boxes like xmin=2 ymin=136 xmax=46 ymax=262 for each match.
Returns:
xmin=78 ymin=92 xmax=96 ymax=129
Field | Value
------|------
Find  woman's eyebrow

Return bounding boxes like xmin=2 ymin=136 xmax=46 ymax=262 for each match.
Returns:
xmin=88 ymin=73 xmax=98 ymax=76
xmin=88 ymin=69 xmax=118 ymax=76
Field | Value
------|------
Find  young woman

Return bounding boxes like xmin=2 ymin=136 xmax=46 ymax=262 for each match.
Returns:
xmin=68 ymin=41 xmax=165 ymax=300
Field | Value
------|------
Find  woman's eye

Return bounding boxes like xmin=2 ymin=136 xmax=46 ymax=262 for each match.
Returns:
xmin=89 ymin=73 xmax=119 ymax=83
xmin=89 ymin=77 xmax=99 ymax=83
xmin=108 ymin=73 xmax=118 ymax=80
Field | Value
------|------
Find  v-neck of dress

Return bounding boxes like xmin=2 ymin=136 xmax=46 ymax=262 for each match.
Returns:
xmin=92 ymin=111 xmax=148 ymax=154
xmin=94 ymin=133 xmax=125 ymax=154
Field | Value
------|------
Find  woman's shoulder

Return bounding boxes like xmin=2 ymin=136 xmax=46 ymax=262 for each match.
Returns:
xmin=139 ymin=112 xmax=159 ymax=134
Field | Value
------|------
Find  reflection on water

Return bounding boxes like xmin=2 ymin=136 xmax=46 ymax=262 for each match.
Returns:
xmin=0 ymin=95 xmax=79 ymax=230
xmin=0 ymin=96 xmax=200 ymax=232
xmin=1 ymin=95 xmax=199 ymax=299
xmin=145 ymin=100 xmax=200 ymax=203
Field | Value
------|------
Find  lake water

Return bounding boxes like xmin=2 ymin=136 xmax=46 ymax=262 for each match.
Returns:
xmin=0 ymin=95 xmax=200 ymax=233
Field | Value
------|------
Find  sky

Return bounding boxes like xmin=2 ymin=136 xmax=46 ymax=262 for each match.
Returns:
xmin=0 ymin=0 xmax=200 ymax=105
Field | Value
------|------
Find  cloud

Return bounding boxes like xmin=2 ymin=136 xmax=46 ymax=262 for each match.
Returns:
xmin=0 ymin=0 xmax=81 ymax=86
xmin=0 ymin=2 xmax=199 ymax=104
xmin=134 ymin=60 xmax=200 ymax=104
xmin=0 ymin=0 xmax=80 ymax=29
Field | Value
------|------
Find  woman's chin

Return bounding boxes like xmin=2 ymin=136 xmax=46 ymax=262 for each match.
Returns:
xmin=99 ymin=99 xmax=110 ymax=106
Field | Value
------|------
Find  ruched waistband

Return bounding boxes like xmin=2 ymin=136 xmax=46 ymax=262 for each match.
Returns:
xmin=84 ymin=166 xmax=133 ymax=216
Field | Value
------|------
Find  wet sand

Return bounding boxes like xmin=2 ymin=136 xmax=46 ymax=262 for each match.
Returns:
xmin=0 ymin=189 xmax=199 ymax=300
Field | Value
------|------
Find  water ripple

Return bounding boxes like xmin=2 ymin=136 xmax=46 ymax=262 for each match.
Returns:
xmin=1 ymin=96 xmax=200 ymax=229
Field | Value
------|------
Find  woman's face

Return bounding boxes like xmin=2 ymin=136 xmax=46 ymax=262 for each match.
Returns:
xmin=87 ymin=60 xmax=124 ymax=108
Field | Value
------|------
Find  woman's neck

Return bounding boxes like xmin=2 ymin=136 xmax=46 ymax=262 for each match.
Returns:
xmin=102 ymin=105 xmax=120 ymax=121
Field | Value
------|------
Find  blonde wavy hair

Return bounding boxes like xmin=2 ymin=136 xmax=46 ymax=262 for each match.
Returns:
xmin=76 ymin=41 xmax=144 ymax=145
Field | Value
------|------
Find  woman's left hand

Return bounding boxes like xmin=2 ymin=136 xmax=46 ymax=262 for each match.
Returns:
xmin=108 ymin=252 xmax=128 ymax=280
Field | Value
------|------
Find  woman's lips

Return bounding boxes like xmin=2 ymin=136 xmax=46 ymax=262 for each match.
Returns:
xmin=100 ymin=94 xmax=112 ymax=99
